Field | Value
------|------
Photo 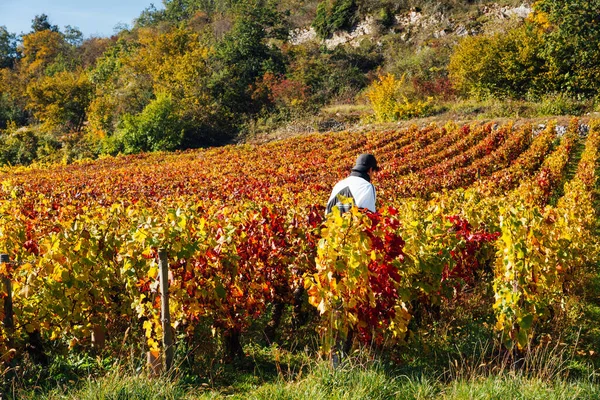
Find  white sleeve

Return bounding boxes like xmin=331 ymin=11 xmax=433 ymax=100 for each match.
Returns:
xmin=354 ymin=182 xmax=376 ymax=212
xmin=364 ymin=184 xmax=376 ymax=212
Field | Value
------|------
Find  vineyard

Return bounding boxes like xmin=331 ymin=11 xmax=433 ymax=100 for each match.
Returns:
xmin=0 ymin=118 xmax=598 ymax=378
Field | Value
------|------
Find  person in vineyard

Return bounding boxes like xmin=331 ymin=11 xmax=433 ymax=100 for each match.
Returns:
xmin=326 ymin=153 xmax=379 ymax=215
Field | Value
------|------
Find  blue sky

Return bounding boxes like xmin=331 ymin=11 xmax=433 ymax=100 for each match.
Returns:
xmin=0 ymin=0 xmax=164 ymax=38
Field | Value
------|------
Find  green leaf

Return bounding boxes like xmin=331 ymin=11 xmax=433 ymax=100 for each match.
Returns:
xmin=519 ymin=314 xmax=534 ymax=330
xmin=215 ymin=280 xmax=226 ymax=299
xmin=517 ymin=328 xmax=529 ymax=349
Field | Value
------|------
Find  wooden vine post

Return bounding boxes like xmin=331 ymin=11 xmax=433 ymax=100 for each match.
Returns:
xmin=1 ymin=254 xmax=14 ymax=342
xmin=158 ymin=249 xmax=174 ymax=372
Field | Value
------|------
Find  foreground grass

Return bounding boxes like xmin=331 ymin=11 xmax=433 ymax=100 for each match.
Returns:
xmin=14 ymin=355 xmax=600 ymax=400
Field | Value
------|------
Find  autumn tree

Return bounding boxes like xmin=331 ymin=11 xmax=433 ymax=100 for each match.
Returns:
xmin=448 ymin=24 xmax=547 ymax=99
xmin=532 ymin=0 xmax=600 ymax=95
xmin=26 ymin=69 xmax=93 ymax=131
xmin=19 ymin=30 xmax=71 ymax=77
xmin=87 ymin=27 xmax=222 ymax=147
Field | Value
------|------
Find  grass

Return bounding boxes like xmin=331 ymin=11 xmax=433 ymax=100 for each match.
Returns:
xmin=9 ymin=338 xmax=600 ymax=400
xmin=12 ymin=357 xmax=600 ymax=400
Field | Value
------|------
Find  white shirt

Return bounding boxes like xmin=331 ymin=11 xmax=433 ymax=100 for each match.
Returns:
xmin=327 ymin=175 xmax=376 ymax=213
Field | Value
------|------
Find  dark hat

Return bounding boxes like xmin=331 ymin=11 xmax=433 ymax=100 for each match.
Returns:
xmin=353 ymin=153 xmax=379 ymax=172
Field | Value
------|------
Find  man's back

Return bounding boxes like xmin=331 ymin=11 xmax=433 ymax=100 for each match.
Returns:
xmin=326 ymin=175 xmax=376 ymax=215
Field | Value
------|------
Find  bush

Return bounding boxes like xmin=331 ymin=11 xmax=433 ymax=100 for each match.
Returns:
xmin=448 ymin=24 xmax=547 ymax=99
xmin=0 ymin=125 xmax=61 ymax=166
xmin=112 ymin=93 xmax=184 ymax=154
xmin=287 ymin=42 xmax=382 ymax=106
xmin=535 ymin=93 xmax=588 ymax=116
xmin=365 ymin=73 xmax=433 ymax=122
xmin=313 ymin=0 xmax=358 ymax=39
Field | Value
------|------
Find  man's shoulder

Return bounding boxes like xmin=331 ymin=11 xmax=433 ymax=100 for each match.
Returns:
xmin=346 ymin=175 xmax=373 ymax=187
xmin=333 ymin=176 xmax=369 ymax=188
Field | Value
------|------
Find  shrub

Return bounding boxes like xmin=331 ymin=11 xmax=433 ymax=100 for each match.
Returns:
xmin=313 ymin=0 xmax=358 ymax=39
xmin=252 ymin=72 xmax=310 ymax=111
xmin=365 ymin=73 xmax=433 ymax=122
xmin=535 ymin=93 xmax=588 ymax=116
xmin=113 ymin=93 xmax=184 ymax=154
xmin=448 ymin=24 xmax=547 ymax=99
xmin=0 ymin=124 xmax=61 ymax=166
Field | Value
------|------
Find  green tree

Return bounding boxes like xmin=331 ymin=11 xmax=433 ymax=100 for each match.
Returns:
xmin=0 ymin=67 xmax=29 ymax=128
xmin=0 ymin=93 xmax=25 ymax=129
xmin=162 ymin=0 xmax=240 ymax=21
xmin=31 ymin=14 xmax=59 ymax=33
xmin=210 ymin=0 xmax=287 ymax=114
xmin=134 ymin=4 xmax=166 ymax=28
xmin=63 ymin=25 xmax=83 ymax=46
xmin=116 ymin=93 xmax=184 ymax=154
xmin=533 ymin=0 xmax=600 ymax=95
xmin=0 ymin=26 xmax=19 ymax=69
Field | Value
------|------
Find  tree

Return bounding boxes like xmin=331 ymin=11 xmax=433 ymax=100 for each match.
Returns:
xmin=26 ymin=70 xmax=93 ymax=131
xmin=78 ymin=37 xmax=114 ymax=68
xmin=20 ymin=30 xmax=70 ymax=76
xmin=87 ymin=40 xmax=154 ymax=139
xmin=448 ymin=24 xmax=547 ymax=99
xmin=532 ymin=0 xmax=600 ymax=95
xmin=210 ymin=0 xmax=287 ymax=114
xmin=162 ymin=0 xmax=239 ymax=21
xmin=313 ymin=0 xmax=358 ymax=39
xmin=116 ymin=92 xmax=184 ymax=153
xmin=0 ymin=126 xmax=60 ymax=165
xmin=31 ymin=14 xmax=59 ymax=33
xmin=0 ymin=68 xmax=29 ymax=128
xmin=63 ymin=26 xmax=83 ymax=46
xmin=0 ymin=26 xmax=19 ymax=69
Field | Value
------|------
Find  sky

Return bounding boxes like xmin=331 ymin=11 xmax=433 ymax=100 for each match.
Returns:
xmin=0 ymin=0 xmax=164 ymax=38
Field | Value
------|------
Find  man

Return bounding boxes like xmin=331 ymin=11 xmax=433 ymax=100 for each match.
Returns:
xmin=326 ymin=153 xmax=379 ymax=215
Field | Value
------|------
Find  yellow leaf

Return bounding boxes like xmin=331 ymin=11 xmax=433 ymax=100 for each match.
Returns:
xmin=143 ymin=320 xmax=153 ymax=338
xmin=147 ymin=337 xmax=160 ymax=351
xmin=329 ymin=278 xmax=337 ymax=292
xmin=142 ymin=247 xmax=154 ymax=258
xmin=148 ymin=266 xmax=158 ymax=279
